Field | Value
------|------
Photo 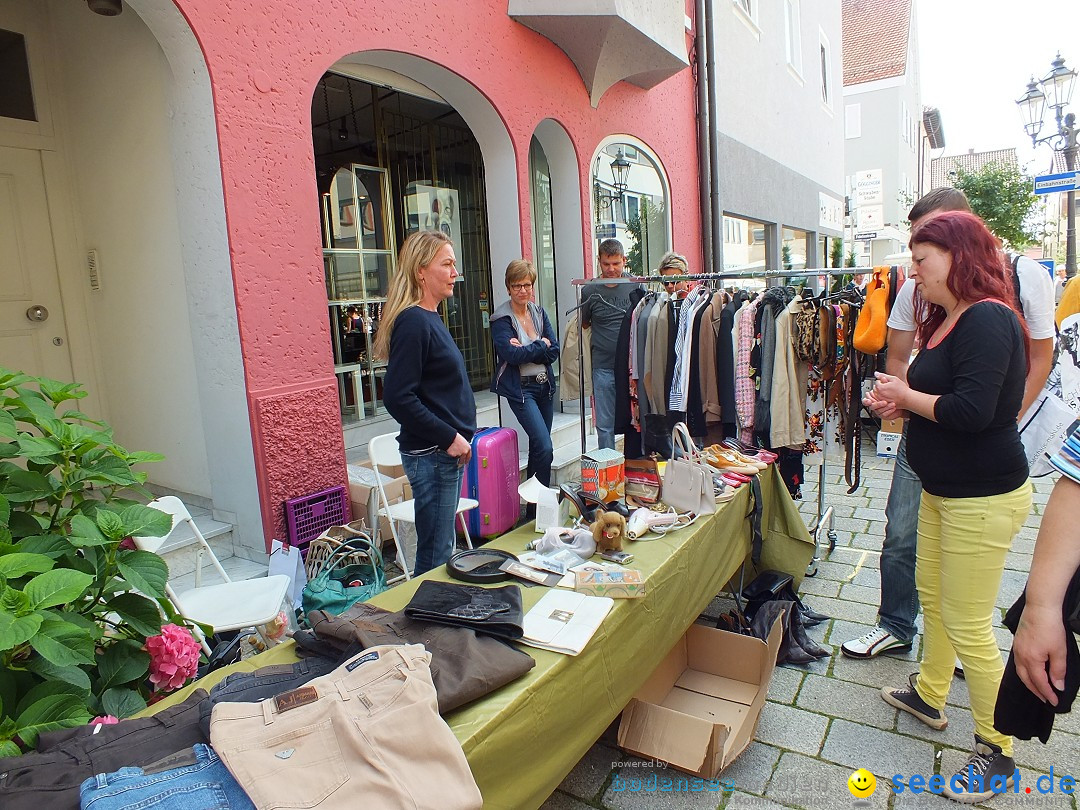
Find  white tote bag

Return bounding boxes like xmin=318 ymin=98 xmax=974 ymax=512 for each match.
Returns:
xmin=1019 ymin=389 xmax=1079 ymax=477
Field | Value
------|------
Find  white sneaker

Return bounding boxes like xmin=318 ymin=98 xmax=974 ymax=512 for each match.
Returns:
xmin=840 ymin=625 xmax=912 ymax=659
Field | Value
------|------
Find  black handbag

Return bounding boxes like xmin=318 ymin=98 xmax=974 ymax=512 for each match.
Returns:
xmin=740 ymin=569 xmax=829 ymax=626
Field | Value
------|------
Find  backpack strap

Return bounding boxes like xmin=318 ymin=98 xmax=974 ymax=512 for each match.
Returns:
xmin=1009 ymin=253 xmax=1025 ymax=318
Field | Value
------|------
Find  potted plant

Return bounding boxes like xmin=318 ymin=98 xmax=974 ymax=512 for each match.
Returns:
xmin=0 ymin=368 xmax=201 ymax=756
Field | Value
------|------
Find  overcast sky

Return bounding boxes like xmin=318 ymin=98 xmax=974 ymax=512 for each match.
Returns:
xmin=917 ymin=0 xmax=1080 ymax=175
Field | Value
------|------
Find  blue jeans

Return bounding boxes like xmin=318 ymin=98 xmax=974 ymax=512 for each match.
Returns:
xmin=591 ymin=366 xmax=617 ymax=450
xmin=506 ymin=381 xmax=554 ymax=487
xmin=80 ymin=744 xmax=254 ymax=810
xmin=401 ymin=448 xmax=465 ymax=576
xmin=878 ymin=425 xmax=923 ymax=643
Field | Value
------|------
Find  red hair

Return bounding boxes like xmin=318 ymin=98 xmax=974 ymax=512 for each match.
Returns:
xmin=908 ymin=211 xmax=1030 ymax=367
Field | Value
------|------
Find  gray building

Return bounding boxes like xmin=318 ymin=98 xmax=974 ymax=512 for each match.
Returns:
xmin=842 ymin=0 xmax=922 ymax=266
xmin=714 ymin=0 xmax=846 ymax=276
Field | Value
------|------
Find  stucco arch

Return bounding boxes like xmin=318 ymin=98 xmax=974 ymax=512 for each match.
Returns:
xmin=330 ymin=51 xmax=522 ymax=278
xmin=530 ymin=118 xmax=584 ymax=337
xmin=86 ymin=0 xmax=265 ymax=555
xmin=589 ymin=134 xmax=674 ymax=258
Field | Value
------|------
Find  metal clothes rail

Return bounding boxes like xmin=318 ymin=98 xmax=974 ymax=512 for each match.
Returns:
xmin=567 ymin=267 xmax=873 ymax=575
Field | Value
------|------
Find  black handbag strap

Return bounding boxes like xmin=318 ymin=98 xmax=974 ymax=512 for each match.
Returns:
xmin=747 ymin=476 xmax=764 ymax=565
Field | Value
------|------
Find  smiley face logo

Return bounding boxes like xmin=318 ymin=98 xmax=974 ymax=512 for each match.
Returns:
xmin=847 ymin=768 xmax=876 ymax=798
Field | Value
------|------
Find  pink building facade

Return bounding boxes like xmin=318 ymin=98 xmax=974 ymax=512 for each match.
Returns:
xmin=0 ymin=0 xmax=701 ymax=557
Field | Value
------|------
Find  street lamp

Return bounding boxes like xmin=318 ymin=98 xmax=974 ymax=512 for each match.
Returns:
xmin=593 ymin=147 xmax=633 ymax=223
xmin=1018 ymin=53 xmax=1079 ymax=277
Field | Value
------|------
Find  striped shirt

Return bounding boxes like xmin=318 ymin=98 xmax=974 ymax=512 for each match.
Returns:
xmin=1050 ymin=424 xmax=1080 ymax=485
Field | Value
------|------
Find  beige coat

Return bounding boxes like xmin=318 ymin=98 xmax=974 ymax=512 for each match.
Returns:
xmin=769 ymin=296 xmax=811 ymax=448
xmin=559 ymin=312 xmax=592 ymax=401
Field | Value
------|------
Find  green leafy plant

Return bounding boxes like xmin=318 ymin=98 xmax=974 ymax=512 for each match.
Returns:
xmin=626 ymin=197 xmax=667 ymax=276
xmin=830 ymin=238 xmax=844 ymax=269
xmin=952 ymin=162 xmax=1041 ymax=250
xmin=781 ymin=243 xmax=793 ymax=272
xmin=0 ymin=368 xmax=198 ymax=756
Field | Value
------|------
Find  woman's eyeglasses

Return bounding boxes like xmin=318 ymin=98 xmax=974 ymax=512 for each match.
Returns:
xmin=509 ymin=283 xmax=534 ymax=291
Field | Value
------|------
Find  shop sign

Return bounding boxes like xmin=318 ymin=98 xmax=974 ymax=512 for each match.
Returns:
xmin=857 ymin=205 xmax=884 ymax=231
xmin=819 ymin=192 xmax=844 ymax=230
xmin=854 ymin=169 xmax=883 ymax=206
xmin=597 ymin=222 xmax=617 ymax=239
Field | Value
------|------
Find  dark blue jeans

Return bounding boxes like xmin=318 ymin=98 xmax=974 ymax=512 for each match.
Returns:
xmin=401 ymin=448 xmax=465 ymax=576
xmin=506 ymin=381 xmax=554 ymax=487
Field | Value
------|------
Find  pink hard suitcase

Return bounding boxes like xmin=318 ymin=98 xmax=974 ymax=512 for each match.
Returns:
xmin=460 ymin=427 xmax=519 ymax=539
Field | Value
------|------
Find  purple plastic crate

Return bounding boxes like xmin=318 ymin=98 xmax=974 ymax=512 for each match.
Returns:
xmin=284 ymin=485 xmax=349 ymax=549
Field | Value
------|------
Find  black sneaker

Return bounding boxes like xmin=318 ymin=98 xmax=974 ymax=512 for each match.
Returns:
xmin=942 ymin=735 xmax=1015 ymax=803
xmin=881 ymin=683 xmax=948 ymax=729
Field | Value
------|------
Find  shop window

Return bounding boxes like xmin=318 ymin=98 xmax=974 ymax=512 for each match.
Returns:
xmin=0 ymin=29 xmax=36 ymax=121
xmin=321 ymin=165 xmax=395 ymax=423
xmin=724 ymin=215 xmax=766 ymax=270
xmin=313 ymin=73 xmax=495 ymax=434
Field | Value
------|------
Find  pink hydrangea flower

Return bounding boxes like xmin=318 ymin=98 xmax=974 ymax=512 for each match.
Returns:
xmin=90 ymin=715 xmax=119 ymax=726
xmin=144 ymin=624 xmax=200 ymax=692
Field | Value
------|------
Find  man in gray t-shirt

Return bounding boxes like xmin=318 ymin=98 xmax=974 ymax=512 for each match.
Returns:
xmin=582 ymin=239 xmax=641 ymax=449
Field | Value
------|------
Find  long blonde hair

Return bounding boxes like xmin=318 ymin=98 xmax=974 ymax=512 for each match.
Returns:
xmin=374 ymin=230 xmax=452 ymax=359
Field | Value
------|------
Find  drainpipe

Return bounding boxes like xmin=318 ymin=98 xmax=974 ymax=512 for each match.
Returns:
xmin=694 ymin=0 xmax=714 ymax=275
xmin=703 ymin=0 xmax=724 ymax=272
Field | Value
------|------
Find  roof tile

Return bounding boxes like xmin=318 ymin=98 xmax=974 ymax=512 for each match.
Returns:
xmin=842 ymin=0 xmax=912 ymax=86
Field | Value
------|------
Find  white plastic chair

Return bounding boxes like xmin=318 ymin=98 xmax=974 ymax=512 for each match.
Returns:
xmin=368 ymin=433 xmax=478 ymax=582
xmin=133 ymin=496 xmax=291 ymax=654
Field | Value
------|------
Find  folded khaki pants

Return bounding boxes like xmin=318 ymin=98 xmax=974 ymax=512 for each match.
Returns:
xmin=210 ymin=644 xmax=481 ymax=810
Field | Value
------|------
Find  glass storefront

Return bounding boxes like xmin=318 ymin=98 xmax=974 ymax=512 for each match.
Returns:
xmin=313 ymin=73 xmax=494 ymax=431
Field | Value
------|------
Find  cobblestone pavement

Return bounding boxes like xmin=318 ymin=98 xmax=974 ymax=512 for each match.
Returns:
xmin=541 ymin=436 xmax=1077 ymax=810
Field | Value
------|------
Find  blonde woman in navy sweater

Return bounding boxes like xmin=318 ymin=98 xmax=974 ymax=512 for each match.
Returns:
xmin=377 ymin=231 xmax=475 ymax=576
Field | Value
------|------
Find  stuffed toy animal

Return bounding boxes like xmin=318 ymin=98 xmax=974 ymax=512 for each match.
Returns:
xmin=591 ymin=511 xmax=626 ymax=553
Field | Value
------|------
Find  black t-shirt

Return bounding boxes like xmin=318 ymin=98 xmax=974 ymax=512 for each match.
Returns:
xmin=906 ymin=301 xmax=1028 ymax=497
xmin=383 ymin=306 xmax=476 ymax=452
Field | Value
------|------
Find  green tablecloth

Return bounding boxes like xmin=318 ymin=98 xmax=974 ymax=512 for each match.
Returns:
xmin=142 ymin=466 xmax=812 ymax=809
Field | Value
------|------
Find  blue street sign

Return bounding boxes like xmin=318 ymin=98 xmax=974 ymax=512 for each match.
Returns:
xmin=596 ymin=223 xmax=617 ymax=239
xmin=1037 ymin=258 xmax=1056 ymax=276
xmin=1034 ymin=171 xmax=1079 ymax=195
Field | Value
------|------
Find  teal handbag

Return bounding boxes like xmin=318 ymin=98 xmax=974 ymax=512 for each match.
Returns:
xmin=301 ymin=535 xmax=387 ymax=619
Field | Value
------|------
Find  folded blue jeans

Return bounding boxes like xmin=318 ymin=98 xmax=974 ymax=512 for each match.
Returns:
xmin=79 ymin=744 xmax=254 ymax=810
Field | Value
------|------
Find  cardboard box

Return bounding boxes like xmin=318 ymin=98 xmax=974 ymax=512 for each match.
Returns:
xmin=346 ymin=463 xmax=409 ymax=546
xmin=877 ymin=431 xmax=901 ymax=458
xmin=581 ymin=448 xmax=625 ymax=503
xmin=617 ymin=620 xmax=783 ymax=778
xmin=880 ymin=417 xmax=904 ymax=434
xmin=575 ymin=568 xmax=646 ymax=598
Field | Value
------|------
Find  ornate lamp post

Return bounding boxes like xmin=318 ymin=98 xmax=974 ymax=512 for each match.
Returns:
xmin=593 ymin=147 xmax=633 ymax=224
xmin=1018 ymin=53 xmax=1079 ymax=277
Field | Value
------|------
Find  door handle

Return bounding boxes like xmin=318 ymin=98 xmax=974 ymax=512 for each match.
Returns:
xmin=26 ymin=305 xmax=49 ymax=322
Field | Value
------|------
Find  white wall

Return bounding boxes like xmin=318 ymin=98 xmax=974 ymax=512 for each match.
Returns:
xmin=714 ymin=0 xmax=845 ymax=193
xmin=49 ymin=2 xmax=212 ymax=498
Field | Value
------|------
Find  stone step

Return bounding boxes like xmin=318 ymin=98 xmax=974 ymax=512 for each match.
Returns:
xmin=157 ymin=509 xmax=236 ymax=579
xmin=168 ymin=553 xmax=269 ymax=593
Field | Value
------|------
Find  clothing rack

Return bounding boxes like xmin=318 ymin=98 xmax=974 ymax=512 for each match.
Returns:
xmin=568 ymin=266 xmax=876 ymax=575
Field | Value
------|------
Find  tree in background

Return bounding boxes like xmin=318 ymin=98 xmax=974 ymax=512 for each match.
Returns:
xmin=830 ymin=238 xmax=844 ymax=268
xmin=781 ymin=243 xmax=793 ymax=272
xmin=626 ymin=198 xmax=667 ymax=276
xmin=952 ymin=162 xmax=1040 ymax=250
xmin=845 ymin=247 xmax=857 ymax=267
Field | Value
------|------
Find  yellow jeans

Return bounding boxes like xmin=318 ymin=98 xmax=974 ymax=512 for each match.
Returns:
xmin=913 ymin=481 xmax=1031 ymax=755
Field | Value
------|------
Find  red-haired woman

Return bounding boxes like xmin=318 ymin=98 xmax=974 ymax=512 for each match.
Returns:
xmin=865 ymin=211 xmax=1031 ymax=802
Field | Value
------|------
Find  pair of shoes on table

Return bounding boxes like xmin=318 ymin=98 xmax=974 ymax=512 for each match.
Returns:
xmin=721 ymin=437 xmax=778 ymax=464
xmin=702 ymin=446 xmax=761 ymax=476
xmin=840 ymin=625 xmax=913 ymax=659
